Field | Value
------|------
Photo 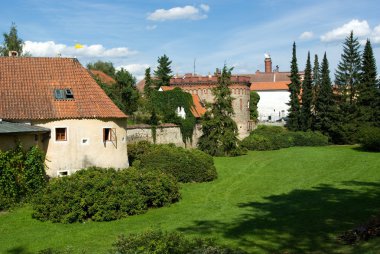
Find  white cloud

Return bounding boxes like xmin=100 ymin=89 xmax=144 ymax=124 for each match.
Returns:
xmin=320 ymin=19 xmax=371 ymax=42
xmin=147 ymin=5 xmax=207 ymax=21
xmin=299 ymin=31 xmax=314 ymax=40
xmin=371 ymin=24 xmax=380 ymax=44
xmin=146 ymin=25 xmax=157 ymax=30
xmin=23 ymin=41 xmax=137 ymax=58
xmin=200 ymin=4 xmax=210 ymax=12
xmin=117 ymin=63 xmax=150 ymax=81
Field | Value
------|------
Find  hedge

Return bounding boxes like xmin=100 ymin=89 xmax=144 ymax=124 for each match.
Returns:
xmin=32 ymin=167 xmax=180 ymax=223
xmin=128 ymin=142 xmax=217 ymax=183
xmin=0 ymin=145 xmax=47 ymax=210
xmin=110 ymin=230 xmax=247 ymax=254
xmin=359 ymin=126 xmax=380 ymax=152
xmin=241 ymin=126 xmax=328 ymax=151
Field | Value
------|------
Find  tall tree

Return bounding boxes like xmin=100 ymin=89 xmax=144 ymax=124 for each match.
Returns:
xmin=249 ymin=91 xmax=260 ymax=121
xmin=300 ymin=52 xmax=313 ymax=131
xmin=0 ymin=23 xmax=24 ymax=56
xmin=198 ymin=65 xmax=240 ymax=156
xmin=144 ymin=67 xmax=153 ymax=98
xmin=357 ymin=39 xmax=379 ymax=126
xmin=154 ymin=54 xmax=173 ymax=89
xmin=312 ymin=54 xmax=320 ymax=105
xmin=335 ymin=31 xmax=361 ymax=107
xmin=87 ymin=61 xmax=116 ymax=78
xmin=115 ymin=68 xmax=140 ymax=115
xmin=314 ymin=53 xmax=335 ymax=135
xmin=286 ymin=42 xmax=301 ymax=131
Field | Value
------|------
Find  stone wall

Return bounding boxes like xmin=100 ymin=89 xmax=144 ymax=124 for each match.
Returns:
xmin=127 ymin=123 xmax=203 ymax=148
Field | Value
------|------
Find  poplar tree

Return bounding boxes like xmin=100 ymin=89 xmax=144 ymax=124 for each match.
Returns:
xmin=357 ymin=39 xmax=379 ymax=125
xmin=300 ymin=52 xmax=313 ymax=131
xmin=154 ymin=54 xmax=173 ymax=89
xmin=144 ymin=67 xmax=153 ymax=98
xmin=314 ymin=53 xmax=335 ymax=135
xmin=198 ymin=65 xmax=240 ymax=156
xmin=0 ymin=23 xmax=24 ymax=56
xmin=286 ymin=42 xmax=301 ymax=131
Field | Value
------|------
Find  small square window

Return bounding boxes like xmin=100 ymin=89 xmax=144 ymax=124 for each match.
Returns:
xmin=56 ymin=128 xmax=67 ymax=141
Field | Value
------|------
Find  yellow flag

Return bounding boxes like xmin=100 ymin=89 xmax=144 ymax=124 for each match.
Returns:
xmin=74 ymin=43 xmax=84 ymax=49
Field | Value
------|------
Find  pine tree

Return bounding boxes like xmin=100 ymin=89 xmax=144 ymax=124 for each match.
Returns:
xmin=144 ymin=67 xmax=153 ymax=98
xmin=312 ymin=54 xmax=320 ymax=104
xmin=198 ymin=65 xmax=240 ymax=156
xmin=314 ymin=53 xmax=335 ymax=135
xmin=286 ymin=42 xmax=301 ymax=131
xmin=0 ymin=23 xmax=24 ymax=56
xmin=154 ymin=54 xmax=173 ymax=89
xmin=300 ymin=52 xmax=313 ymax=131
xmin=334 ymin=31 xmax=361 ymax=113
xmin=357 ymin=39 xmax=379 ymax=125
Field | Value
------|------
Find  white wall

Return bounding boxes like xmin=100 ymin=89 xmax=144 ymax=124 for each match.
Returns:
xmin=34 ymin=118 xmax=129 ymax=177
xmin=257 ymin=91 xmax=290 ymax=122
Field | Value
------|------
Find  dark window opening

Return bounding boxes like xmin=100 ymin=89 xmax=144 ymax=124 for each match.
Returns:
xmin=54 ymin=88 xmax=74 ymax=100
xmin=56 ymin=128 xmax=67 ymax=141
xmin=103 ymin=128 xmax=116 ymax=142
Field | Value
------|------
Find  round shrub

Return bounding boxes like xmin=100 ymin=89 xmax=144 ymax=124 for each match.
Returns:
xmin=31 ymin=167 xmax=180 ymax=223
xmin=110 ymin=230 xmax=247 ymax=254
xmin=359 ymin=126 xmax=380 ymax=152
xmin=127 ymin=141 xmax=152 ymax=165
xmin=241 ymin=134 xmax=274 ymax=151
xmin=136 ymin=145 xmax=217 ymax=183
xmin=290 ymin=131 xmax=329 ymax=146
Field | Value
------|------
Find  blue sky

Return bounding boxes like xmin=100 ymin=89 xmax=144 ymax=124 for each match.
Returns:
xmin=1 ymin=0 xmax=379 ymax=80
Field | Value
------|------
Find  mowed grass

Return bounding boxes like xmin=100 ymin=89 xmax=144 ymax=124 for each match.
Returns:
xmin=1 ymin=146 xmax=380 ymax=253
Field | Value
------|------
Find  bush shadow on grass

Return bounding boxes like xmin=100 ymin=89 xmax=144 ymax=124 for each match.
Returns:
xmin=6 ymin=246 xmax=33 ymax=254
xmin=178 ymin=181 xmax=380 ymax=253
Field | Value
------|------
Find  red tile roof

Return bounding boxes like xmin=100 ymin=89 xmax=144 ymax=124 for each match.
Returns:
xmin=190 ymin=94 xmax=206 ymax=118
xmin=0 ymin=57 xmax=127 ymax=120
xmin=89 ymin=70 xmax=116 ymax=85
xmin=250 ymin=81 xmax=290 ymax=91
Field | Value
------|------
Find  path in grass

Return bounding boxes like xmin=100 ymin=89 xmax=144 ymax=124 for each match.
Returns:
xmin=1 ymin=146 xmax=380 ymax=253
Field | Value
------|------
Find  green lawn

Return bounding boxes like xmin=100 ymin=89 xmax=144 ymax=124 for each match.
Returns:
xmin=1 ymin=146 xmax=380 ymax=253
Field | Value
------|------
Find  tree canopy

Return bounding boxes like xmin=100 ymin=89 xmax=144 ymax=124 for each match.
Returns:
xmin=0 ymin=23 xmax=24 ymax=56
xmin=154 ymin=54 xmax=173 ymax=89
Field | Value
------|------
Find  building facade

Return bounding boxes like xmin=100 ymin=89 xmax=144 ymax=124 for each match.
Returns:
xmin=0 ymin=57 xmax=129 ymax=177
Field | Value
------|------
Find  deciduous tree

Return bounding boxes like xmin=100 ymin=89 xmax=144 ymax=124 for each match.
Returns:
xmin=0 ymin=23 xmax=24 ymax=56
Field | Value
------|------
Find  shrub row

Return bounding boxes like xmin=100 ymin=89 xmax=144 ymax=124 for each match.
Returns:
xmin=32 ymin=167 xmax=180 ymax=223
xmin=0 ymin=145 xmax=47 ymax=210
xmin=358 ymin=126 xmax=380 ymax=152
xmin=110 ymin=230 xmax=247 ymax=254
xmin=241 ymin=125 xmax=329 ymax=151
xmin=128 ymin=141 xmax=217 ymax=183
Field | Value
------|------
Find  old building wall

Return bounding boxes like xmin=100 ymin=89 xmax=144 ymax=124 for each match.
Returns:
xmin=0 ymin=133 xmax=45 ymax=151
xmin=34 ymin=118 xmax=129 ymax=177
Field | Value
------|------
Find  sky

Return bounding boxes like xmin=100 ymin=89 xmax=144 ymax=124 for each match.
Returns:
xmin=1 ymin=0 xmax=379 ymax=81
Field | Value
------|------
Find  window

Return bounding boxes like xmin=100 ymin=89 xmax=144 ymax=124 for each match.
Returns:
xmin=54 ymin=88 xmax=74 ymax=100
xmin=56 ymin=128 xmax=67 ymax=141
xmin=103 ymin=128 xmax=116 ymax=142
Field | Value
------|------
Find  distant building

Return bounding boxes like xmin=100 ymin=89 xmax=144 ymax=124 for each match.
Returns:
xmin=0 ymin=57 xmax=128 ymax=177
xmin=247 ymin=55 xmax=303 ymax=122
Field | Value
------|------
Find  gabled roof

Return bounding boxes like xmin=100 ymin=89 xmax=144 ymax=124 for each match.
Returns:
xmin=89 ymin=70 xmax=116 ymax=85
xmin=0 ymin=57 xmax=126 ymax=120
xmin=250 ymin=81 xmax=290 ymax=91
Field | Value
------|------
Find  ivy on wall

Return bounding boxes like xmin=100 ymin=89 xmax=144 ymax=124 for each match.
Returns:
xmin=150 ymin=88 xmax=197 ymax=144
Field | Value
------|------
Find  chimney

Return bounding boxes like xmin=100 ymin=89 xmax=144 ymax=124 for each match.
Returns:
xmin=264 ymin=54 xmax=272 ymax=73
xmin=9 ymin=51 xmax=19 ymax=57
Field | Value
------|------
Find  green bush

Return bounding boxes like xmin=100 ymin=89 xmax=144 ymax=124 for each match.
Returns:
xmin=129 ymin=141 xmax=217 ymax=183
xmin=110 ymin=230 xmax=247 ymax=254
xmin=240 ymin=134 xmax=274 ymax=151
xmin=0 ymin=145 xmax=47 ymax=210
xmin=359 ymin=126 xmax=380 ymax=152
xmin=241 ymin=126 xmax=328 ymax=151
xmin=290 ymin=131 xmax=329 ymax=146
xmin=31 ymin=167 xmax=180 ymax=223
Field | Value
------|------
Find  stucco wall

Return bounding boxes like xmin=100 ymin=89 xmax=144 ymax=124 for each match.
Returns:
xmin=0 ymin=133 xmax=46 ymax=151
xmin=257 ymin=91 xmax=290 ymax=122
xmin=34 ymin=118 xmax=129 ymax=177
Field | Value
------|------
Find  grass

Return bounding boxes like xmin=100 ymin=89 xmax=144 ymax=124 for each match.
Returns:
xmin=1 ymin=145 xmax=380 ymax=253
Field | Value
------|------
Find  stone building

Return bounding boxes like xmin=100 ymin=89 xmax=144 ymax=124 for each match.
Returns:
xmin=167 ymin=73 xmax=253 ymax=138
xmin=0 ymin=57 xmax=129 ymax=177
